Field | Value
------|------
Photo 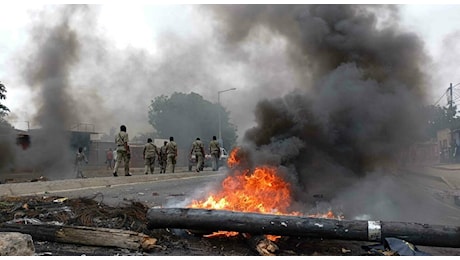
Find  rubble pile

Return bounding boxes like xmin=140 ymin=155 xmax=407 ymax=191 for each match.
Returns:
xmin=0 ymin=194 xmax=167 ymax=255
xmin=0 ymin=195 xmax=456 ymax=256
xmin=0 ymin=194 xmax=149 ymax=233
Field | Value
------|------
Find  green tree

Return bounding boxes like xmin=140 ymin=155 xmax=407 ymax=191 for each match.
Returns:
xmin=0 ymin=82 xmax=14 ymax=171
xmin=421 ymin=104 xmax=460 ymax=141
xmin=148 ymin=92 xmax=237 ymax=151
xmin=0 ymin=82 xmax=10 ymax=119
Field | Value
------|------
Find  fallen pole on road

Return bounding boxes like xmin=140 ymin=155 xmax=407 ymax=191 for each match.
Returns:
xmin=146 ymin=207 xmax=460 ymax=248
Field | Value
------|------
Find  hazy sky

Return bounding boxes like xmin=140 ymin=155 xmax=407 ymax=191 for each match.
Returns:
xmin=1 ymin=3 xmax=460 ymax=142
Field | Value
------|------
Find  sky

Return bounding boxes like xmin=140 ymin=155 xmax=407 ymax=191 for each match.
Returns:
xmin=2 ymin=3 xmax=460 ymax=142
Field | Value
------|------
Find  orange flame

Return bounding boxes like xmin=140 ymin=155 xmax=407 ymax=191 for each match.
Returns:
xmin=190 ymin=165 xmax=292 ymax=214
xmin=226 ymin=146 xmax=241 ymax=168
xmin=189 ymin=147 xmax=339 ymax=240
xmin=308 ymin=210 xmax=342 ymax=219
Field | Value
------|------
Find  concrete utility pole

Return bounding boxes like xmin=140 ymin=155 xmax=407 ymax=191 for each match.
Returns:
xmin=449 ymin=83 xmax=453 ymax=113
xmin=448 ymin=82 xmax=460 ymax=163
xmin=218 ymin=88 xmax=236 ymax=148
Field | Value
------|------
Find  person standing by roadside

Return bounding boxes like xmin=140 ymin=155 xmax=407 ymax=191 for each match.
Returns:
xmin=106 ymin=148 xmax=114 ymax=170
xmin=113 ymin=125 xmax=131 ymax=177
xmin=159 ymin=141 xmax=168 ymax=173
xmin=209 ymin=136 xmax=221 ymax=171
xmin=144 ymin=138 xmax=159 ymax=174
xmin=166 ymin=136 xmax=178 ymax=173
xmin=75 ymin=147 xmax=88 ymax=178
xmin=190 ymin=137 xmax=205 ymax=173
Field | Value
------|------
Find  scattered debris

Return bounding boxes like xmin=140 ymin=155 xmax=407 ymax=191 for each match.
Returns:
xmin=168 ymin=193 xmax=185 ymax=197
xmin=245 ymin=234 xmax=279 ymax=256
xmin=341 ymin=248 xmax=351 ymax=254
xmin=363 ymin=237 xmax=431 ymax=256
xmin=53 ymin=197 xmax=68 ymax=203
xmin=0 ymin=194 xmax=184 ymax=255
xmin=0 ymin=223 xmax=157 ymax=251
xmin=0 ymin=195 xmax=458 ymax=256
xmin=30 ymin=176 xmax=48 ymax=182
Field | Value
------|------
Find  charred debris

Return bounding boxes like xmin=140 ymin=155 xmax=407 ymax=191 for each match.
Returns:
xmin=0 ymin=194 xmax=459 ymax=256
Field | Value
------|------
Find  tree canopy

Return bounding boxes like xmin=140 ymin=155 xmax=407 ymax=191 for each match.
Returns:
xmin=0 ymin=82 xmax=14 ymax=171
xmin=0 ymin=82 xmax=10 ymax=119
xmin=420 ymin=104 xmax=460 ymax=141
xmin=148 ymin=92 xmax=237 ymax=151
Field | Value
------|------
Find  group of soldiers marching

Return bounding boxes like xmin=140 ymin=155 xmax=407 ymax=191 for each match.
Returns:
xmin=109 ymin=125 xmax=179 ymax=177
xmin=143 ymin=137 xmax=177 ymax=175
xmin=142 ymin=134 xmax=221 ymax=175
xmin=74 ymin=124 xmax=221 ymax=178
xmin=190 ymin=136 xmax=221 ymax=173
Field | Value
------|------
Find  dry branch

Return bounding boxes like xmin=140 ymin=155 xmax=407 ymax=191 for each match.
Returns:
xmin=147 ymin=208 xmax=460 ymax=248
xmin=0 ymin=223 xmax=157 ymax=251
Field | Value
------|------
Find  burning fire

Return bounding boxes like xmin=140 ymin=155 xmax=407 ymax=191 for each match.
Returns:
xmin=189 ymin=147 xmax=340 ymax=240
xmin=190 ymin=164 xmax=294 ymax=214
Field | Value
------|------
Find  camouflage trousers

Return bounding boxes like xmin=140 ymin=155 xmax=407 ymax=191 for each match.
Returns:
xmin=144 ymin=156 xmax=156 ymax=174
xmin=159 ymin=157 xmax=167 ymax=173
xmin=75 ymin=163 xmax=86 ymax=178
xmin=211 ymin=151 xmax=219 ymax=171
xmin=194 ymin=152 xmax=203 ymax=172
xmin=114 ymin=150 xmax=130 ymax=175
xmin=167 ymin=154 xmax=176 ymax=173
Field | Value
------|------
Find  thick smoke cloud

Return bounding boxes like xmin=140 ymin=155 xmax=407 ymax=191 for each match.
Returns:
xmin=7 ymin=5 xmax=305 ymax=142
xmin=202 ymin=5 xmax=441 ymax=223
xmin=13 ymin=5 xmax=88 ymax=179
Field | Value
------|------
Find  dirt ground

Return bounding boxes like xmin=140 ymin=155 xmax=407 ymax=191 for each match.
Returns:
xmin=1 ymin=195 xmax=460 ymax=256
xmin=30 ymin=230 xmax=460 ymax=256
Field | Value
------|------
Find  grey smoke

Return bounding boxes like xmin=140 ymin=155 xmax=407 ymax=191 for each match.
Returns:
xmin=16 ymin=5 xmax=88 ymax=179
xmin=201 ymin=5 xmax=449 ymax=224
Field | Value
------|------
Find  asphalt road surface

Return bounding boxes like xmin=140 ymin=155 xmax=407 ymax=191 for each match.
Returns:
xmin=2 ymin=165 xmax=460 ymax=256
xmin=48 ymin=169 xmax=226 ymax=208
xmin=41 ymin=166 xmax=460 ymax=227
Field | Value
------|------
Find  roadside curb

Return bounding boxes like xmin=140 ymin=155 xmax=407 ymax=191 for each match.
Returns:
xmin=431 ymin=166 xmax=460 ymax=171
xmin=0 ymin=171 xmax=221 ymax=197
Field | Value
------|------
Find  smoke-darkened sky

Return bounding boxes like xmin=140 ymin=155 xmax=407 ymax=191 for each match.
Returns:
xmin=1 ymin=4 xmax=460 ymax=140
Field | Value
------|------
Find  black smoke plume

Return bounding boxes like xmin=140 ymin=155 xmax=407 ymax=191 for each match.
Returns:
xmin=203 ymin=5 xmax=438 ymax=223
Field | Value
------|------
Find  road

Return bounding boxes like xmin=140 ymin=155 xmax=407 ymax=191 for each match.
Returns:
xmin=47 ymin=169 xmax=226 ymax=208
xmin=1 ymin=164 xmax=460 ymax=256
xmin=2 ymin=164 xmax=460 ymax=226
xmin=365 ymin=168 xmax=460 ymax=227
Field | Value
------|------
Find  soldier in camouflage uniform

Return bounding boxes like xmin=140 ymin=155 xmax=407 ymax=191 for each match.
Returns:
xmin=74 ymin=147 xmax=88 ymax=178
xmin=113 ymin=125 xmax=131 ymax=177
xmin=143 ymin=138 xmax=159 ymax=175
xmin=159 ymin=141 xmax=168 ymax=173
xmin=190 ymin=137 xmax=205 ymax=173
xmin=209 ymin=136 xmax=221 ymax=171
xmin=166 ymin=136 xmax=178 ymax=173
